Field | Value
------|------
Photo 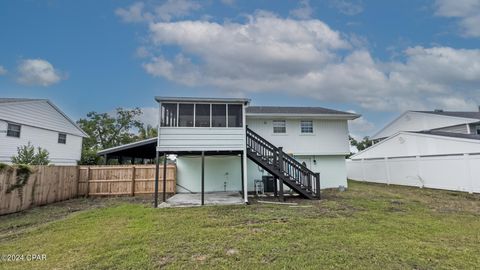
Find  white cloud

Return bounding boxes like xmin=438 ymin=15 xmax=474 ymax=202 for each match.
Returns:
xmin=0 ymin=65 xmax=6 ymax=75
xmin=125 ymin=11 xmax=480 ymax=112
xmin=290 ymin=0 xmax=313 ymax=19
xmin=137 ymin=107 xmax=159 ymax=127
xmin=116 ymin=0 xmax=201 ymax=23
xmin=330 ymin=0 xmax=363 ymax=16
xmin=347 ymin=111 xmax=375 ymax=139
xmin=17 ymin=59 xmax=63 ymax=87
xmin=435 ymin=0 xmax=480 ymax=37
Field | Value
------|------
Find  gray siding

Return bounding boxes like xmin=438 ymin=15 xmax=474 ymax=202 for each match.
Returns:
xmin=433 ymin=124 xmax=469 ymax=134
xmin=157 ymin=127 xmax=245 ymax=151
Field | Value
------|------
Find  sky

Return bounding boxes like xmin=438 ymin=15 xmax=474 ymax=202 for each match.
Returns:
xmin=1 ymin=0 xmax=480 ymax=139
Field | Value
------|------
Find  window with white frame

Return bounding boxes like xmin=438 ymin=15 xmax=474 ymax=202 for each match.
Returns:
xmin=161 ymin=103 xmax=177 ymax=127
xmin=195 ymin=104 xmax=211 ymax=127
xmin=7 ymin=123 xmax=21 ymax=138
xmin=212 ymin=104 xmax=227 ymax=127
xmin=301 ymin=120 xmax=313 ymax=133
xmin=178 ymin=104 xmax=194 ymax=127
xmin=273 ymin=120 xmax=286 ymax=133
xmin=58 ymin=133 xmax=67 ymax=144
xmin=227 ymin=104 xmax=243 ymax=127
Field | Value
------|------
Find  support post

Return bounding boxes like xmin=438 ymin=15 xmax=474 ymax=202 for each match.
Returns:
xmin=315 ymin=173 xmax=321 ymax=199
xmin=273 ymin=177 xmax=278 ymax=197
xmin=103 ymin=154 xmax=107 ymax=165
xmin=278 ymin=147 xmax=284 ymax=201
xmin=131 ymin=166 xmax=136 ymax=196
xmin=163 ymin=152 xmax=167 ymax=202
xmin=240 ymin=152 xmax=244 ymax=199
xmin=86 ymin=166 xmax=91 ymax=197
xmin=201 ymin=151 xmax=205 ymax=206
xmin=154 ymin=151 xmax=160 ymax=208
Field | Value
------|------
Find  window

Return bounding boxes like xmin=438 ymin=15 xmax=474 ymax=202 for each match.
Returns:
xmin=178 ymin=104 xmax=194 ymax=127
xmin=301 ymin=120 xmax=313 ymax=133
xmin=476 ymin=125 xmax=480 ymax=135
xmin=227 ymin=104 xmax=243 ymax=127
xmin=195 ymin=104 xmax=210 ymax=127
xmin=6 ymin=123 xmax=21 ymax=138
xmin=58 ymin=133 xmax=67 ymax=144
xmin=273 ymin=120 xmax=286 ymax=133
xmin=212 ymin=104 xmax=226 ymax=127
xmin=161 ymin=103 xmax=177 ymax=127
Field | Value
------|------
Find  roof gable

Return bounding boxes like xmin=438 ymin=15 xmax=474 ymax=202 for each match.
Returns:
xmin=0 ymin=99 xmax=87 ymax=137
xmin=372 ymin=111 xmax=479 ymax=140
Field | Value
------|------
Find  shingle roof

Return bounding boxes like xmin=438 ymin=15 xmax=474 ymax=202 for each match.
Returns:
xmin=413 ymin=111 xmax=480 ymax=120
xmin=0 ymin=98 xmax=46 ymax=103
xmin=414 ymin=130 xmax=480 ymax=141
xmin=246 ymin=106 xmax=358 ymax=116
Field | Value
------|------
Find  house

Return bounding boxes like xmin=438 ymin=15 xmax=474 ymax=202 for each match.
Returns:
xmin=348 ymin=109 xmax=480 ymax=193
xmin=98 ymin=96 xmax=359 ymax=204
xmin=372 ymin=109 xmax=480 ymax=141
xmin=0 ymin=98 xmax=88 ymax=165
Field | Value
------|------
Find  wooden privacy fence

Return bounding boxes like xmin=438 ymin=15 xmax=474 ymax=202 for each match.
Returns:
xmin=0 ymin=164 xmax=176 ymax=215
xmin=0 ymin=166 xmax=79 ymax=215
xmin=78 ymin=165 xmax=176 ymax=196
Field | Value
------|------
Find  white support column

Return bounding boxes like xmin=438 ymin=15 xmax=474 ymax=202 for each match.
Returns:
xmin=242 ymin=103 xmax=248 ymax=203
xmin=466 ymin=123 xmax=471 ymax=134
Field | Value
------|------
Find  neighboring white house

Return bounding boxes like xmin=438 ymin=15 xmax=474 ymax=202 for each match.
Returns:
xmin=0 ymin=98 xmax=88 ymax=165
xmin=348 ymin=109 xmax=480 ymax=193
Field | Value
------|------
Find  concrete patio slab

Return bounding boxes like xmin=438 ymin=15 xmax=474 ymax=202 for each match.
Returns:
xmin=166 ymin=192 xmax=244 ymax=207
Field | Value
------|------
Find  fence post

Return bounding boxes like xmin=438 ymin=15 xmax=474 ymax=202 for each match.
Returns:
xmin=131 ymin=166 xmax=136 ymax=196
xmin=86 ymin=166 xmax=91 ymax=197
xmin=464 ymin=154 xmax=474 ymax=194
xmin=384 ymin=157 xmax=391 ymax=185
xmin=76 ymin=166 xmax=81 ymax=197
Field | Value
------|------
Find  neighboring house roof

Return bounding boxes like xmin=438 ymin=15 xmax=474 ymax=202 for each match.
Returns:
xmin=351 ymin=131 xmax=480 ymax=159
xmin=413 ymin=130 xmax=480 ymax=141
xmin=413 ymin=111 xmax=480 ymax=120
xmin=0 ymin=98 xmax=88 ymax=137
xmin=246 ymin=106 xmax=360 ymax=119
xmin=372 ymin=110 xmax=480 ymax=140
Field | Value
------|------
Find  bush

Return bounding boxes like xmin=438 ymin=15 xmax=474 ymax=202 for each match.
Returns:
xmin=11 ymin=142 xmax=50 ymax=165
xmin=79 ymin=148 xmax=101 ymax=165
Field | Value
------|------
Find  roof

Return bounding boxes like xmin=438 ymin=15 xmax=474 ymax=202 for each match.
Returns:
xmin=413 ymin=130 xmax=480 ymax=141
xmin=413 ymin=111 xmax=480 ymax=120
xmin=97 ymin=138 xmax=158 ymax=157
xmin=0 ymin=98 xmax=46 ymax=103
xmin=155 ymin=96 xmax=251 ymax=104
xmin=0 ymin=98 xmax=88 ymax=137
xmin=246 ymin=106 xmax=360 ymax=119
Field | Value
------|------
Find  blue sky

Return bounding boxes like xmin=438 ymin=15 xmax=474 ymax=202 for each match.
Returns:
xmin=1 ymin=0 xmax=480 ymax=138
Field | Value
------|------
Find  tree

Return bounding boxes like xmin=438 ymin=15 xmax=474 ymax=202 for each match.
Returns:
xmin=11 ymin=142 xmax=50 ymax=165
xmin=77 ymin=108 xmax=144 ymax=150
xmin=137 ymin=124 xmax=158 ymax=140
xmin=349 ymin=136 xmax=373 ymax=152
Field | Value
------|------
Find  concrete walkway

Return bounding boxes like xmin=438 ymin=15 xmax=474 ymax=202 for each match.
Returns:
xmin=166 ymin=192 xmax=244 ymax=207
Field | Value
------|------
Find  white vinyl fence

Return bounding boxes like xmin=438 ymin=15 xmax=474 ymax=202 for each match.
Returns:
xmin=347 ymin=153 xmax=480 ymax=193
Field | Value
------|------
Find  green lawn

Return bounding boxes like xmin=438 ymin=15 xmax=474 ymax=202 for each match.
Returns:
xmin=1 ymin=181 xmax=480 ymax=269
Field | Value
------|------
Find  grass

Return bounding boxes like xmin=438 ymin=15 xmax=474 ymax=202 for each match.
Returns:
xmin=1 ymin=181 xmax=480 ymax=269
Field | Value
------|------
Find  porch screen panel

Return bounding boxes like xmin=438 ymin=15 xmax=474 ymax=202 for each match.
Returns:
xmin=212 ymin=104 xmax=226 ymax=127
xmin=228 ymin=104 xmax=243 ymax=127
xmin=195 ymin=104 xmax=210 ymax=127
xmin=161 ymin=103 xmax=177 ymax=127
xmin=178 ymin=104 xmax=194 ymax=127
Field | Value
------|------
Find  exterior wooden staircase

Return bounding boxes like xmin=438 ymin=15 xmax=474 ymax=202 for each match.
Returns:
xmin=246 ymin=127 xmax=320 ymax=199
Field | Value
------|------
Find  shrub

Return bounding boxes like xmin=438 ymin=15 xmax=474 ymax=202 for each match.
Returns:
xmin=11 ymin=142 xmax=50 ymax=165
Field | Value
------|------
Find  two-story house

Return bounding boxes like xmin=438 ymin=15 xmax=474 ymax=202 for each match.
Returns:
xmin=0 ymin=98 xmax=87 ymax=165
xmin=99 ymin=96 xmax=359 ymax=204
